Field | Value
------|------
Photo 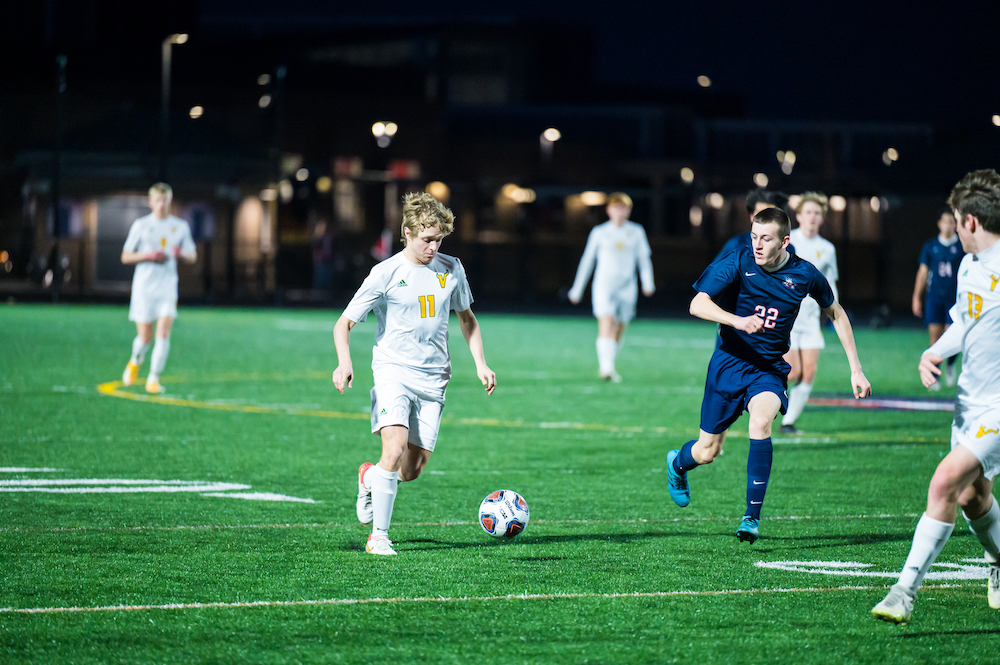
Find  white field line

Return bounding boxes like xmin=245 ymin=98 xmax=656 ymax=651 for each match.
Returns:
xmin=0 ymin=584 xmax=965 ymax=616
xmin=0 ymin=512 xmax=921 ymax=534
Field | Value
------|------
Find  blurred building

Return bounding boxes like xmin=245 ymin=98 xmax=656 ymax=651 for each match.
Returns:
xmin=1 ymin=2 xmax=998 ymax=314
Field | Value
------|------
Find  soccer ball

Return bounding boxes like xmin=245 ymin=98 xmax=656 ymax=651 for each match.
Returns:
xmin=478 ymin=489 xmax=530 ymax=539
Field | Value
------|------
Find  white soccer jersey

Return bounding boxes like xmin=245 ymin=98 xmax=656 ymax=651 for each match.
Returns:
xmin=568 ymin=220 xmax=654 ymax=302
xmin=930 ymin=241 xmax=1000 ymax=408
xmin=342 ymin=252 xmax=473 ymax=377
xmin=789 ymin=228 xmax=839 ymax=326
xmin=122 ymin=214 xmax=195 ymax=301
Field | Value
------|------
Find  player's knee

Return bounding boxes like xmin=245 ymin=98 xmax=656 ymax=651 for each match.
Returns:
xmin=747 ymin=414 xmax=774 ymax=438
xmin=928 ymin=469 xmax=962 ymax=505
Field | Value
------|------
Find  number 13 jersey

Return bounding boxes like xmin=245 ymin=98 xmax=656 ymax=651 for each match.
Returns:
xmin=343 ymin=252 xmax=473 ymax=377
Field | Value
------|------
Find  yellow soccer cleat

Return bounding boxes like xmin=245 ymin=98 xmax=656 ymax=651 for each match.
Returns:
xmin=145 ymin=379 xmax=165 ymax=394
xmin=122 ymin=361 xmax=140 ymax=387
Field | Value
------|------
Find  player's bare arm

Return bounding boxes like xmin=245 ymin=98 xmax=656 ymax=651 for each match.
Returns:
xmin=172 ymin=244 xmax=198 ymax=264
xmin=456 ymin=308 xmax=496 ymax=395
xmin=689 ymin=291 xmax=764 ymax=333
xmin=911 ymin=263 xmax=928 ymax=317
xmin=331 ymin=315 xmax=357 ymax=394
xmin=121 ymin=250 xmax=167 ymax=265
xmin=822 ymin=301 xmax=872 ymax=398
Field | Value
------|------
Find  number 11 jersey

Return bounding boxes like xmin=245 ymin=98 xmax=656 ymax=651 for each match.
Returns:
xmin=343 ymin=252 xmax=473 ymax=377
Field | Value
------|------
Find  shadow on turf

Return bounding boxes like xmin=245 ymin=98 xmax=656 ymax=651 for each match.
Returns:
xmin=898 ymin=629 xmax=1000 ymax=638
xmin=341 ymin=531 xmax=704 ymax=552
xmin=747 ymin=530 xmax=914 ymax=553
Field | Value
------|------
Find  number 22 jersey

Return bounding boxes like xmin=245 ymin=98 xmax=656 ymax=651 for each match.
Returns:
xmin=342 ymin=252 xmax=473 ymax=378
xmin=694 ymin=246 xmax=835 ymax=375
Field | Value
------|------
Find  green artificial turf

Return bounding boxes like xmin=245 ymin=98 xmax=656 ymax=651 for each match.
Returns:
xmin=1 ymin=304 xmax=995 ymax=664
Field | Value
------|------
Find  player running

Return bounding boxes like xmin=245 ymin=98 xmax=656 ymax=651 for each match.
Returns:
xmin=666 ymin=207 xmax=871 ymax=543
xmin=780 ymin=192 xmax=839 ymax=434
xmin=568 ymin=192 xmax=654 ymax=383
xmin=332 ymin=192 xmax=496 ymax=556
xmin=912 ymin=208 xmax=964 ymax=390
xmin=120 ymin=183 xmax=197 ymax=393
xmin=873 ymin=169 xmax=1000 ymax=624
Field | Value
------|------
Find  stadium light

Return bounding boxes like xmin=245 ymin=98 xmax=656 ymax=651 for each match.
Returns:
xmin=169 ymin=33 xmax=188 ymax=44
xmin=257 ymin=74 xmax=271 ymax=86
xmin=680 ymin=167 xmax=695 ymax=184
xmin=258 ymin=94 xmax=272 ymax=108
xmin=869 ymin=196 xmax=881 ymax=212
xmin=542 ymin=128 xmax=561 ymax=142
xmin=829 ymin=195 xmax=847 ymax=212
xmin=689 ymin=206 xmax=704 ymax=226
xmin=189 ymin=105 xmax=203 ymax=119
xmin=707 ymin=193 xmax=724 ymax=209
xmin=161 ymin=33 xmax=189 ymax=180
xmin=295 ymin=168 xmax=309 ymax=182
xmin=992 ymin=114 xmax=1000 ymax=126
xmin=753 ymin=173 xmax=769 ymax=187
xmin=316 ymin=176 xmax=333 ymax=193
xmin=886 ymin=147 xmax=899 ymax=161
xmin=426 ymin=181 xmax=450 ymax=202
xmin=697 ymin=75 xmax=712 ymax=88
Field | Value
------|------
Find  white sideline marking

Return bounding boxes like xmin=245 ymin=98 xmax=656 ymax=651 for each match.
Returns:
xmin=756 ymin=559 xmax=989 ymax=580
xmin=200 ymin=492 xmax=318 ymax=504
xmin=0 ymin=467 xmax=66 ymax=472
xmin=0 ymin=478 xmax=240 ymax=487
xmin=0 ymin=483 xmax=250 ymax=494
xmin=0 ymin=512 xmax=922 ymax=534
xmin=0 ymin=583 xmax=965 ymax=615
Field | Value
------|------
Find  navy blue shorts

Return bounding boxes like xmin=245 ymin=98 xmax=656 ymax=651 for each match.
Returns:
xmin=924 ymin=295 xmax=954 ymax=326
xmin=700 ymin=349 xmax=788 ymax=435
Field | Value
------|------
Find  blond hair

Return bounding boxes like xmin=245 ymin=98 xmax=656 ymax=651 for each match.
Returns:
xmin=796 ymin=191 xmax=828 ymax=213
xmin=148 ymin=182 xmax=173 ymax=198
xmin=607 ymin=192 xmax=633 ymax=208
xmin=401 ymin=191 xmax=455 ymax=242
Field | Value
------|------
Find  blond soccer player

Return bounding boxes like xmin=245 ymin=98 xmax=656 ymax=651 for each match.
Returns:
xmin=568 ymin=192 xmax=654 ymax=382
xmin=332 ymin=192 xmax=496 ymax=556
xmin=780 ymin=192 xmax=839 ymax=434
xmin=873 ymin=169 xmax=1000 ymax=624
xmin=120 ymin=183 xmax=196 ymax=393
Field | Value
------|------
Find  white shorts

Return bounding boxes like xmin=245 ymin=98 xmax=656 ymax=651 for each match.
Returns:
xmin=788 ymin=325 xmax=825 ymax=350
xmin=592 ymin=284 xmax=638 ymax=323
xmin=370 ymin=365 xmax=448 ymax=452
xmin=952 ymin=401 xmax=1000 ymax=480
xmin=129 ymin=294 xmax=177 ymax=323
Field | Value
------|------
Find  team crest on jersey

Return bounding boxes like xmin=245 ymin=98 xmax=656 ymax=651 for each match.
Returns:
xmin=436 ymin=272 xmax=448 ymax=288
xmin=782 ymin=277 xmax=797 ymax=290
xmin=615 ymin=241 xmax=626 ymax=250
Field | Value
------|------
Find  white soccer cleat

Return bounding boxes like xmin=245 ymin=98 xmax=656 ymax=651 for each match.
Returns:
xmin=600 ymin=372 xmax=623 ymax=384
xmin=122 ymin=361 xmax=139 ymax=387
xmin=356 ymin=462 xmax=374 ymax=525
xmin=871 ymin=584 xmax=914 ymax=624
xmin=365 ymin=534 xmax=397 ymax=556
xmin=989 ymin=563 xmax=1000 ymax=610
xmin=943 ymin=362 xmax=957 ymax=387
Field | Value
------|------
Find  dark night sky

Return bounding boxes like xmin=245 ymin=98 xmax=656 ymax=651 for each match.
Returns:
xmin=195 ymin=0 xmax=1000 ymax=127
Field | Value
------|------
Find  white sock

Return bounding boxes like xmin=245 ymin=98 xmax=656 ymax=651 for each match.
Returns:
xmin=897 ymin=513 xmax=954 ymax=596
xmin=965 ymin=497 xmax=1000 ymax=565
xmin=596 ymin=337 xmax=617 ymax=376
xmin=368 ymin=464 xmax=398 ymax=538
xmin=782 ymin=382 xmax=812 ymax=426
xmin=148 ymin=337 xmax=170 ymax=382
xmin=131 ymin=336 xmax=151 ymax=366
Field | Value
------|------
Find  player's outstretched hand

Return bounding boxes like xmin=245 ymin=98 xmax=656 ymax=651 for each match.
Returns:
xmin=147 ymin=251 xmax=168 ymax=264
xmin=643 ymin=287 xmax=655 ymax=297
xmin=851 ymin=370 xmax=872 ymax=399
xmin=734 ymin=314 xmax=764 ymax=334
xmin=478 ymin=364 xmax=496 ymax=396
xmin=332 ymin=365 xmax=353 ymax=394
xmin=568 ymin=295 xmax=580 ymax=305
xmin=918 ymin=351 xmax=943 ymax=388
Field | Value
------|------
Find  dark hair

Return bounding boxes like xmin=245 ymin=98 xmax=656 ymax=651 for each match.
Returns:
xmin=947 ymin=169 xmax=1000 ymax=234
xmin=752 ymin=206 xmax=791 ymax=239
xmin=746 ymin=189 xmax=789 ymax=215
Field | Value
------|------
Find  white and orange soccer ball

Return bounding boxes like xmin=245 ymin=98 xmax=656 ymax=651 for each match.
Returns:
xmin=478 ymin=489 xmax=529 ymax=539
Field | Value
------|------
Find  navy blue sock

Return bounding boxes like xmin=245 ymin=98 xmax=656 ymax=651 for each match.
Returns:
xmin=745 ymin=438 xmax=773 ymax=519
xmin=946 ymin=355 xmax=957 ymax=367
xmin=673 ymin=440 xmax=699 ymax=473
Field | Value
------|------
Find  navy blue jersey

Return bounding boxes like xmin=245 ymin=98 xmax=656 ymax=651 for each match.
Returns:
xmin=919 ymin=237 xmax=964 ymax=302
xmin=694 ymin=246 xmax=835 ymax=375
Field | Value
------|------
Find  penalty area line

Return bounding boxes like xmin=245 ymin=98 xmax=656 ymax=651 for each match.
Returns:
xmin=1 ymin=512 xmax=921 ymax=534
xmin=0 ymin=584 xmax=965 ymax=615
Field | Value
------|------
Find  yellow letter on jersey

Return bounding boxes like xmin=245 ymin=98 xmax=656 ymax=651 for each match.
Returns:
xmin=990 ymin=274 xmax=999 ymax=291
xmin=436 ymin=272 xmax=448 ymax=288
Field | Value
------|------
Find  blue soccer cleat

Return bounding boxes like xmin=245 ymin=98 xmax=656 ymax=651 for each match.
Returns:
xmin=736 ymin=515 xmax=759 ymax=543
xmin=666 ymin=450 xmax=691 ymax=507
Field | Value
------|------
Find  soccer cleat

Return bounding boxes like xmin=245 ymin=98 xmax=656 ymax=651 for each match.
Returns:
xmin=666 ymin=449 xmax=691 ymax=507
xmin=356 ymin=462 xmax=374 ymax=524
xmin=989 ymin=563 xmax=1000 ymax=610
xmin=736 ymin=515 xmax=760 ymax=543
xmin=600 ymin=372 xmax=623 ymax=384
xmin=943 ymin=362 xmax=958 ymax=387
xmin=145 ymin=379 xmax=165 ymax=394
xmin=779 ymin=424 xmax=801 ymax=435
xmin=365 ymin=534 xmax=397 ymax=556
xmin=871 ymin=584 xmax=914 ymax=624
xmin=122 ymin=361 xmax=139 ymax=387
